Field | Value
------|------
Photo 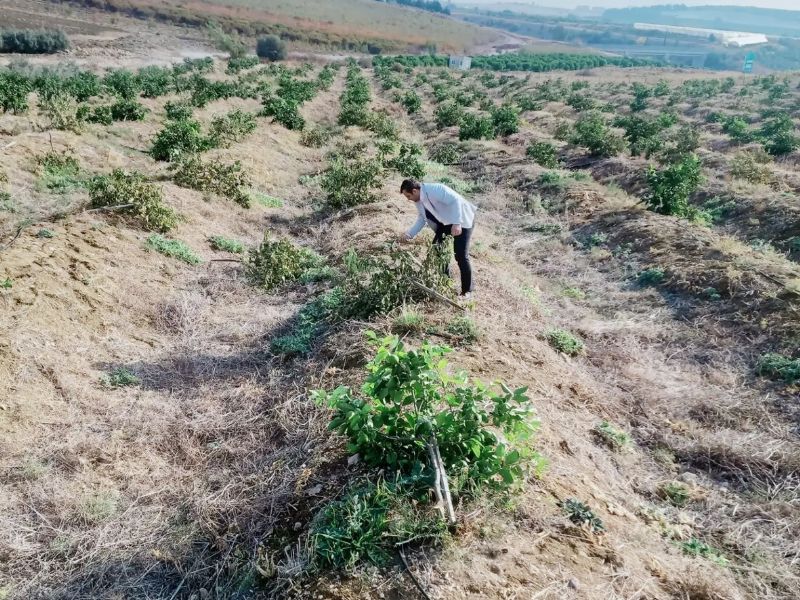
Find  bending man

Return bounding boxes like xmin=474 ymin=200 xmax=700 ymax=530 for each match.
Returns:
xmin=400 ymin=178 xmax=477 ymax=298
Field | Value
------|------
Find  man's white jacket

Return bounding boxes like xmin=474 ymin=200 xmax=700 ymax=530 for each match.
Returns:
xmin=406 ymin=182 xmax=477 ymax=239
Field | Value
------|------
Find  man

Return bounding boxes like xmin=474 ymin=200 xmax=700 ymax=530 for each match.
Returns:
xmin=400 ymin=178 xmax=477 ymax=298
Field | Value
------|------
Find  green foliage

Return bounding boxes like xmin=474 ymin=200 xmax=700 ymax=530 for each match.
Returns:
xmin=245 ymin=232 xmax=323 ymax=291
xmin=314 ymin=334 xmax=539 ymax=494
xmin=429 ymin=142 xmax=461 ymax=165
xmin=170 ymin=155 xmax=252 ymax=208
xmin=661 ymin=482 xmax=691 ymax=507
xmin=300 ymin=125 xmax=333 ymax=148
xmin=567 ymin=93 xmax=596 ymax=111
xmin=378 ymin=53 xmax=651 ymax=73
xmin=316 ymin=65 xmax=336 ymax=91
xmin=459 ymin=113 xmax=494 ymax=141
xmin=434 ymin=101 xmax=464 ymax=129
xmin=757 ymin=353 xmax=800 ymax=383
xmin=36 ymin=151 xmax=83 ymax=193
xmin=110 ymin=98 xmax=147 ymax=121
xmin=103 ymin=69 xmax=141 ymax=99
xmin=570 ymin=111 xmax=625 ymax=157
xmin=208 ymin=235 xmax=244 ymax=254
xmin=321 ymin=151 xmax=384 ymax=209
xmin=637 ymin=268 xmax=666 ymax=286
xmin=681 ymin=538 xmax=728 ymax=566
xmin=41 ymin=91 xmax=80 ymax=132
xmin=364 ymin=110 xmax=399 ymax=140
xmin=150 ymin=118 xmax=211 ymax=161
xmin=311 ymin=479 xmax=446 ymax=570
xmin=0 ymin=277 xmax=12 ymax=289
xmin=225 ymin=55 xmax=259 ymax=75
xmin=0 ymin=70 xmax=32 ymax=113
xmin=256 ymin=35 xmax=286 ymax=62
xmin=261 ymin=94 xmax=305 ymax=130
xmin=145 ymin=234 xmax=201 ymax=264
xmin=208 ymin=109 xmax=257 ymax=147
xmin=560 ymin=498 xmax=604 ymax=533
xmin=338 ymin=64 xmax=371 ymax=127
xmin=721 ymin=116 xmax=755 ymax=144
xmin=101 ymin=367 xmax=140 ymax=388
xmin=401 ymin=90 xmax=422 ymax=114
xmin=491 ymin=104 xmax=520 ymax=137
xmin=207 ymin=21 xmax=247 ymax=58
xmin=89 ymin=170 xmax=179 ymax=232
xmin=659 ymin=124 xmax=700 ymax=164
xmin=251 ymin=192 xmax=283 ymax=208
xmin=271 ymin=288 xmax=344 ymax=355
xmin=79 ymin=104 xmax=113 ymax=125
xmin=136 ymin=65 xmax=171 ymax=98
xmin=614 ymin=114 xmax=673 ymax=158
xmin=392 ymin=307 xmax=425 ymax=334
xmin=594 ymin=420 xmax=631 ymax=450
xmin=545 ymin=328 xmax=583 ymax=356
xmin=526 ymin=140 xmax=559 ymax=168
xmin=730 ymin=150 xmax=773 ymax=184
xmin=164 ymin=101 xmax=193 ymax=121
xmin=759 ymin=113 xmax=799 ymax=156
xmin=385 ymin=142 xmax=426 ymax=179
xmin=36 ymin=228 xmax=55 ymax=239
xmin=0 ymin=28 xmax=69 ymax=54
xmin=644 ymin=154 xmax=703 ymax=217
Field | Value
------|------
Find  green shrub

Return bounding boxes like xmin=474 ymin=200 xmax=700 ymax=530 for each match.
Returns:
xmin=103 ymin=69 xmax=140 ymax=99
xmin=491 ymin=104 xmax=520 ymax=137
xmin=225 ymin=55 xmax=259 ymax=75
xmin=681 ymin=538 xmax=728 ymax=566
xmin=208 ymin=235 xmax=244 ymax=254
xmin=0 ymin=28 xmax=69 ymax=53
xmin=757 ymin=353 xmax=800 ymax=383
xmin=261 ymin=94 xmax=305 ymax=130
xmin=594 ymin=420 xmax=631 ymax=450
xmin=89 ymin=170 xmax=178 ymax=232
xmin=170 ymin=155 xmax=252 ymax=208
xmin=434 ymin=101 xmax=464 ymax=129
xmin=730 ymin=150 xmax=773 ymax=184
xmin=41 ymin=91 xmax=80 ymax=132
xmin=560 ymin=498 xmax=604 ymax=533
xmin=81 ymin=104 xmax=113 ymax=125
xmin=271 ymin=288 xmax=344 ymax=355
xmin=301 ymin=125 xmax=333 ymax=148
xmin=429 ymin=142 xmax=461 ymax=165
xmin=392 ymin=307 xmax=425 ymax=334
xmin=526 ymin=140 xmax=559 ymax=168
xmin=570 ymin=112 xmax=625 ymax=157
xmin=0 ymin=70 xmax=32 ymax=114
xmin=613 ymin=114 xmax=671 ymax=158
xmin=313 ymin=334 xmax=540 ymax=494
xmin=164 ymin=101 xmax=193 ymax=121
xmin=150 ymin=118 xmax=211 ymax=161
xmin=385 ymin=142 xmax=426 ymax=179
xmin=208 ymin=109 xmax=257 ymax=147
xmin=245 ymin=232 xmax=323 ymax=291
xmin=545 ymin=328 xmax=583 ymax=356
xmin=100 ymin=367 xmax=140 ymax=388
xmin=567 ymin=93 xmax=596 ymax=111
xmin=256 ymin=35 xmax=286 ymax=62
xmin=722 ymin=116 xmax=754 ymax=144
xmin=401 ymin=90 xmax=422 ymax=114
xmin=251 ymin=192 xmax=283 ymax=208
xmin=136 ymin=65 xmax=171 ymax=98
xmin=644 ymin=154 xmax=703 ymax=217
xmin=36 ymin=151 xmax=83 ymax=193
xmin=207 ymin=21 xmax=247 ymax=58
xmin=637 ymin=267 xmax=665 ymax=286
xmin=661 ymin=482 xmax=691 ymax=507
xmin=110 ymin=98 xmax=147 ymax=121
xmin=446 ymin=315 xmax=479 ymax=343
xmin=321 ymin=154 xmax=384 ymax=209
xmin=759 ymin=114 xmax=799 ymax=156
xmin=459 ymin=113 xmax=494 ymax=141
xmin=145 ymin=234 xmax=201 ymax=264
xmin=364 ymin=110 xmax=399 ymax=140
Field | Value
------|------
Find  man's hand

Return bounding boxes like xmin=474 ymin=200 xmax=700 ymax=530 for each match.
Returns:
xmin=451 ymin=224 xmax=463 ymax=237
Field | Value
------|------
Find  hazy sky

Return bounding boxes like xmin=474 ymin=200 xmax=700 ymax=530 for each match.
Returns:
xmin=459 ymin=1 xmax=798 ymax=9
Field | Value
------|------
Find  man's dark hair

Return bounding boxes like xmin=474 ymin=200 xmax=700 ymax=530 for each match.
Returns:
xmin=400 ymin=179 xmax=421 ymax=193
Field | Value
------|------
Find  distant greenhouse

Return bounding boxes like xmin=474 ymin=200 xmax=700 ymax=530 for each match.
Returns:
xmin=633 ymin=23 xmax=768 ymax=47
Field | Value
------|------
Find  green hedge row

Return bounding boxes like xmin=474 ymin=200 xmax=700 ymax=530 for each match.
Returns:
xmin=0 ymin=29 xmax=69 ymax=54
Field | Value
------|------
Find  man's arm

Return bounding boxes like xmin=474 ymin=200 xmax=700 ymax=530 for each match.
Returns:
xmin=405 ymin=214 xmax=427 ymax=240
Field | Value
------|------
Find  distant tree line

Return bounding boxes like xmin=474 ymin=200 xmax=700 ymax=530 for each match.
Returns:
xmin=375 ymin=0 xmax=451 ymax=15
xmin=0 ymin=29 xmax=69 ymax=54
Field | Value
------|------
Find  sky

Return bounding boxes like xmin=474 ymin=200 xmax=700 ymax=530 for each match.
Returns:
xmin=458 ymin=1 xmax=798 ymax=9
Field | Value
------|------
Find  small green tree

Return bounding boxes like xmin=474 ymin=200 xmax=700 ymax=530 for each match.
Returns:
xmin=570 ymin=111 xmax=625 ymax=157
xmin=256 ymin=35 xmax=286 ymax=62
xmin=401 ymin=90 xmax=422 ymax=114
xmin=645 ymin=154 xmax=704 ymax=217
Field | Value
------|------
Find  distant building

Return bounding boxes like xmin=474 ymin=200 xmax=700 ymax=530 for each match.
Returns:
xmin=448 ymin=55 xmax=471 ymax=70
xmin=633 ymin=23 xmax=768 ymax=47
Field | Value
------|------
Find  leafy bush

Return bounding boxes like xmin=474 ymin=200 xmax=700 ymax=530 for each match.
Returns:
xmin=759 ymin=113 xmax=799 ymax=156
xmin=150 ymin=118 xmax=211 ymax=161
xmin=208 ymin=109 xmax=257 ymax=147
xmin=170 ymin=155 xmax=252 ymax=208
xmin=164 ymin=101 xmax=193 ymax=121
xmin=613 ymin=114 xmax=672 ymax=158
xmin=0 ymin=29 xmax=69 ymax=54
xmin=41 ymin=91 xmax=81 ymax=132
xmin=261 ymin=94 xmax=305 ymax=130
xmin=491 ymin=104 xmax=520 ymax=136
xmin=78 ymin=104 xmax=113 ymax=125
xmin=722 ymin=116 xmax=754 ymax=144
xmin=644 ymin=154 xmax=703 ymax=217
xmin=0 ymin=70 xmax=32 ymax=113
xmin=110 ymin=99 xmax=147 ymax=121
xmin=459 ymin=113 xmax=494 ymax=141
xmin=364 ymin=110 xmax=399 ymax=140
xmin=570 ymin=111 xmax=625 ymax=157
xmin=560 ymin=498 xmax=604 ymax=533
xmin=594 ymin=420 xmax=631 ymax=450
xmin=101 ymin=367 xmax=140 ymax=388
xmin=145 ymin=234 xmax=201 ymax=264
xmin=103 ymin=69 xmax=141 ymax=99
xmin=36 ymin=151 xmax=83 ymax=193
xmin=385 ymin=142 xmax=426 ymax=179
xmin=314 ymin=334 xmax=539 ymax=494
xmin=256 ymin=35 xmax=286 ymax=62
xmin=271 ymin=288 xmax=344 ymax=355
xmin=401 ymin=90 xmax=422 ymax=114
xmin=681 ymin=538 xmax=728 ymax=566
xmin=757 ymin=353 xmax=800 ymax=383
xmin=434 ymin=101 xmax=464 ymax=129
xmin=446 ymin=315 xmax=480 ymax=343
xmin=245 ymin=232 xmax=323 ymax=290
xmin=225 ymin=55 xmax=259 ymax=75
xmin=659 ymin=124 xmax=700 ymax=164
xmin=545 ymin=328 xmax=583 ymax=356
xmin=429 ymin=142 xmax=461 ymax=165
xmin=136 ymin=65 xmax=171 ymax=98
xmin=208 ymin=235 xmax=244 ymax=254
xmin=567 ymin=93 xmax=596 ymax=111
xmin=730 ymin=150 xmax=773 ymax=184
xmin=637 ymin=267 xmax=666 ymax=286
xmin=526 ymin=140 xmax=559 ymax=168
xmin=300 ymin=125 xmax=333 ymax=148
xmin=392 ymin=307 xmax=425 ymax=334
xmin=661 ymin=482 xmax=691 ymax=507
xmin=321 ymin=154 xmax=384 ymax=209
xmin=89 ymin=170 xmax=178 ymax=232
